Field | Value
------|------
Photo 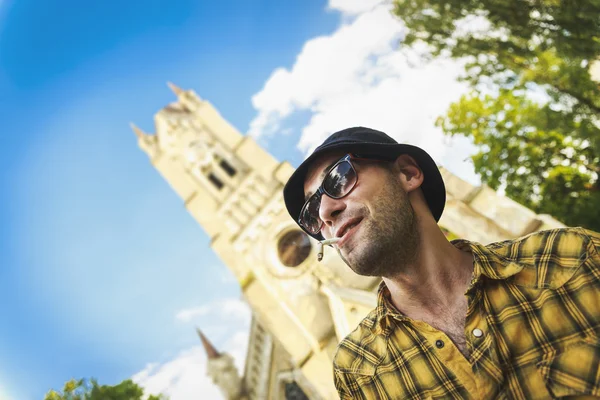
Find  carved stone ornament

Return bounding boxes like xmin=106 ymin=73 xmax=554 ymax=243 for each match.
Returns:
xmin=185 ymin=140 xmax=214 ymax=169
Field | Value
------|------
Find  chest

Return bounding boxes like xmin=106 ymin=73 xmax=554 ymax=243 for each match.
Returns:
xmin=368 ymin=273 xmax=600 ymax=399
xmin=420 ymin=308 xmax=469 ymax=358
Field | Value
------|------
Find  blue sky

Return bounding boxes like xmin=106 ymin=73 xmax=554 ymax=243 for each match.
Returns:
xmin=0 ymin=1 xmax=340 ymax=398
xmin=0 ymin=0 xmax=477 ymax=398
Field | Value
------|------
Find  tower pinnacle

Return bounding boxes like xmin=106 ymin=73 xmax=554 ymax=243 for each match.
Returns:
xmin=196 ymin=327 xmax=244 ymax=399
xmin=129 ymin=122 xmax=148 ymax=139
xmin=196 ymin=328 xmax=221 ymax=360
xmin=167 ymin=81 xmax=185 ymax=96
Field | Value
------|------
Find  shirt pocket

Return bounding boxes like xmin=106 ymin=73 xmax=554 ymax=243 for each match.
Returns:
xmin=536 ymin=336 xmax=600 ymax=398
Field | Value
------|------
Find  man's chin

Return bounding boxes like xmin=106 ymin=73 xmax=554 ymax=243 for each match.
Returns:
xmin=350 ymin=264 xmax=381 ymax=277
xmin=344 ymin=251 xmax=381 ymax=277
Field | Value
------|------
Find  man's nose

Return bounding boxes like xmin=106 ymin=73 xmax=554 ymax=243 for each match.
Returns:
xmin=319 ymin=193 xmax=346 ymax=230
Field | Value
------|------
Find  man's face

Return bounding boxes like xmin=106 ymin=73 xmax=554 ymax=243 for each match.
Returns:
xmin=303 ymin=152 xmax=420 ymax=277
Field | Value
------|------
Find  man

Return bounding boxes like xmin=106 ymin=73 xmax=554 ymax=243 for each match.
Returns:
xmin=283 ymin=127 xmax=600 ymax=399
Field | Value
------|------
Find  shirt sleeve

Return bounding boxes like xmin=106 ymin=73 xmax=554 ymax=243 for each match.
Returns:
xmin=333 ymin=368 xmax=355 ymax=400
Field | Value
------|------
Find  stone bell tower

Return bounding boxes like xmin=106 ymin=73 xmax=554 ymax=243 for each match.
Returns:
xmin=132 ymin=83 xmax=385 ymax=399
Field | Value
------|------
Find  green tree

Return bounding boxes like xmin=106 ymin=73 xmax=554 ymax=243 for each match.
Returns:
xmin=438 ymin=89 xmax=600 ymax=230
xmin=393 ymin=0 xmax=600 ymax=117
xmin=45 ymin=378 xmax=166 ymax=400
xmin=393 ymin=0 xmax=600 ymax=230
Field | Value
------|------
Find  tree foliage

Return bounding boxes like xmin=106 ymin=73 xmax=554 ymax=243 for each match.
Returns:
xmin=44 ymin=378 xmax=166 ymax=400
xmin=439 ymin=89 xmax=600 ymax=230
xmin=393 ymin=0 xmax=600 ymax=230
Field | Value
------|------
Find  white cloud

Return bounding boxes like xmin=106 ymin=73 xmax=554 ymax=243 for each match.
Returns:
xmin=133 ymin=346 xmax=224 ymax=400
xmin=176 ymin=298 xmax=252 ymax=326
xmin=133 ymin=332 xmax=250 ymax=400
xmin=219 ymin=299 xmax=253 ymax=324
xmin=175 ymin=306 xmax=210 ymax=323
xmin=327 ymin=0 xmax=385 ymax=15
xmin=249 ymin=1 xmax=480 ymax=183
xmin=135 ymin=298 xmax=252 ymax=399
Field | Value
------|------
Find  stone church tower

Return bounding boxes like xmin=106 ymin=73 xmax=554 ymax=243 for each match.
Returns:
xmin=197 ymin=328 xmax=244 ymax=399
xmin=132 ymin=83 xmax=565 ymax=399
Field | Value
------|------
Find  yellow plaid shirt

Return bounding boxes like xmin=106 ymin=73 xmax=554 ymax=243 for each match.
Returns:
xmin=333 ymin=228 xmax=600 ymax=399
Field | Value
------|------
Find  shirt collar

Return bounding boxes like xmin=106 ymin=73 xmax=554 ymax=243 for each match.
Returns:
xmin=374 ymin=280 xmax=404 ymax=335
xmin=452 ymin=239 xmax=525 ymax=283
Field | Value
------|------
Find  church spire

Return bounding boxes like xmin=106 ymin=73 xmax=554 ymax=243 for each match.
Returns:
xmin=196 ymin=327 xmax=244 ymax=399
xmin=129 ymin=122 xmax=148 ymax=139
xmin=196 ymin=327 xmax=221 ymax=359
xmin=167 ymin=81 xmax=185 ymax=96
xmin=130 ymin=122 xmax=157 ymax=157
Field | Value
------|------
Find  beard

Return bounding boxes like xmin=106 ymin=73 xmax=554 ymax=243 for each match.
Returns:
xmin=337 ymin=178 xmax=420 ymax=278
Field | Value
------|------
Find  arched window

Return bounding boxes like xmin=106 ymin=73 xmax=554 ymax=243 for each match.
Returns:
xmin=284 ymin=382 xmax=309 ymax=400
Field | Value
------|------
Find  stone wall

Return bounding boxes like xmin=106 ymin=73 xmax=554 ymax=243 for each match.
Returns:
xmin=438 ymin=167 xmax=565 ymax=244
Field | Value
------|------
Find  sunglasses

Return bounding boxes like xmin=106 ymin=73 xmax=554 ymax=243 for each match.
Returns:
xmin=299 ymin=153 xmax=391 ymax=235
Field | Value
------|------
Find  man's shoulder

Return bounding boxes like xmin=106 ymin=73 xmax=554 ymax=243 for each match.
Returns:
xmin=487 ymin=227 xmax=596 ymax=259
xmin=333 ymin=308 xmax=388 ymax=374
xmin=484 ymin=227 xmax=600 ymax=287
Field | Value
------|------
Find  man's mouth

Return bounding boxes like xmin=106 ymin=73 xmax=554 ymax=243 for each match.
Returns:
xmin=336 ymin=218 xmax=363 ymax=246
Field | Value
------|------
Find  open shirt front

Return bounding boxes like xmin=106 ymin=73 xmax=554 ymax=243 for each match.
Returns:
xmin=333 ymin=227 xmax=600 ymax=400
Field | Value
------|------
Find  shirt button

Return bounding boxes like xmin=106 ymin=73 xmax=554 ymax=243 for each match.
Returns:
xmin=472 ymin=328 xmax=483 ymax=338
xmin=435 ymin=339 xmax=445 ymax=349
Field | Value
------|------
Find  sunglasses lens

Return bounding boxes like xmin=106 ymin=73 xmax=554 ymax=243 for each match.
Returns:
xmin=323 ymin=160 xmax=357 ymax=198
xmin=300 ymin=195 xmax=322 ymax=234
xmin=299 ymin=158 xmax=358 ymax=235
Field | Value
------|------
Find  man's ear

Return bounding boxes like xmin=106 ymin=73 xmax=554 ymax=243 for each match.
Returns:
xmin=393 ymin=154 xmax=424 ymax=192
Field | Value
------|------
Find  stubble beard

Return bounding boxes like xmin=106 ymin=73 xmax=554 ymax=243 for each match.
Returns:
xmin=338 ymin=181 xmax=420 ymax=277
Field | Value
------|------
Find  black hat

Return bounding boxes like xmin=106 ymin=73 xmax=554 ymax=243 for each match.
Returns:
xmin=283 ymin=126 xmax=446 ymax=240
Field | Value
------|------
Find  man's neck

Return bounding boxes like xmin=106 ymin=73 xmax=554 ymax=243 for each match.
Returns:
xmin=382 ymin=226 xmax=474 ymax=320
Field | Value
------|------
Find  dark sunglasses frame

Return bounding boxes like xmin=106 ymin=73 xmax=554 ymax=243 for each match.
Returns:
xmin=298 ymin=153 xmax=392 ymax=235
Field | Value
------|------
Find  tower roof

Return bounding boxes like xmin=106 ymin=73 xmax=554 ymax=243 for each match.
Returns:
xmin=167 ymin=81 xmax=185 ymax=96
xmin=129 ymin=122 xmax=148 ymax=139
xmin=196 ymin=328 xmax=221 ymax=359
